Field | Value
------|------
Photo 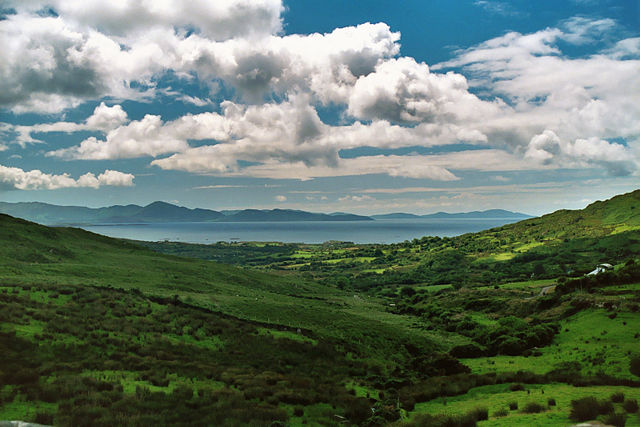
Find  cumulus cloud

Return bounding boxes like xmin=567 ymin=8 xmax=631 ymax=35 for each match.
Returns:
xmin=347 ymin=57 xmax=499 ymax=124
xmin=0 ymin=166 xmax=134 ymax=190
xmin=274 ymin=195 xmax=287 ymax=202
xmin=434 ymin=19 xmax=640 ymax=174
xmin=49 ymin=114 xmax=188 ymax=159
xmin=525 ymin=130 xmax=636 ymax=175
xmin=54 ymin=96 xmax=489 ymax=177
xmin=1 ymin=3 xmax=637 ymax=181
xmin=175 ymin=22 xmax=400 ymax=102
xmin=8 ymin=0 xmax=284 ymax=40
xmin=0 ymin=3 xmax=399 ymax=112
xmin=11 ymin=103 xmax=128 ymax=146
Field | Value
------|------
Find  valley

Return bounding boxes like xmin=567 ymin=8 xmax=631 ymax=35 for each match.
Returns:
xmin=0 ymin=190 xmax=639 ymax=426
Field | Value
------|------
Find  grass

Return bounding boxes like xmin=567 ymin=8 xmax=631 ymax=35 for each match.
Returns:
xmin=0 ymin=215 xmax=442 ymax=365
xmin=0 ymin=395 xmax=57 ymax=422
xmin=257 ymin=327 xmax=318 ymax=345
xmin=462 ymin=309 xmax=640 ymax=378
xmin=409 ymin=383 xmax=640 ymax=426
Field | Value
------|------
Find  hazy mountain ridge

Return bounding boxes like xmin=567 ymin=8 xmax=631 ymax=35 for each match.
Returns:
xmin=371 ymin=209 xmax=532 ymax=220
xmin=0 ymin=201 xmax=372 ymax=225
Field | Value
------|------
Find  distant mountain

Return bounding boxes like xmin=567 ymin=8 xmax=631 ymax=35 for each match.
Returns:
xmin=0 ymin=202 xmax=372 ymax=225
xmin=125 ymin=202 xmax=224 ymax=223
xmin=371 ymin=209 xmax=532 ymax=220
xmin=421 ymin=209 xmax=533 ymax=219
xmin=371 ymin=213 xmax=421 ymax=220
xmin=0 ymin=201 xmax=223 ymax=225
xmin=218 ymin=209 xmax=372 ymax=222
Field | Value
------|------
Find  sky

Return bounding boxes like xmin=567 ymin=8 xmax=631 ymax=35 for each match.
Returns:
xmin=0 ymin=0 xmax=639 ymax=215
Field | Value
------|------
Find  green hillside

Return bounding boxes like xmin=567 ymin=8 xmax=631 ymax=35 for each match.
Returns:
xmin=1 ymin=190 xmax=639 ymax=426
xmin=0 ymin=214 xmax=440 ymax=360
xmin=141 ymin=189 xmax=640 ymax=293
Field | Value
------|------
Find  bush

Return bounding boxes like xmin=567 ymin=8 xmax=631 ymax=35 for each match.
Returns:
xmin=623 ymin=399 xmax=638 ymax=413
xmin=508 ymin=401 xmax=518 ymax=411
xmin=603 ymin=412 xmax=627 ymax=427
xmin=521 ymin=402 xmax=546 ymax=414
xmin=570 ymin=396 xmax=614 ymax=421
xmin=293 ymin=406 xmax=304 ymax=417
xmin=35 ymin=412 xmax=54 ymax=425
xmin=570 ymin=397 xmax=599 ymax=421
xmin=612 ymin=392 xmax=625 ymax=403
xmin=509 ymin=383 xmax=525 ymax=391
xmin=600 ymin=400 xmax=615 ymax=415
xmin=547 ymin=398 xmax=556 ymax=407
xmin=471 ymin=407 xmax=488 ymax=421
xmin=344 ymin=397 xmax=370 ymax=425
xmin=493 ymin=408 xmax=508 ymax=417
xmin=630 ymin=356 xmax=640 ymax=377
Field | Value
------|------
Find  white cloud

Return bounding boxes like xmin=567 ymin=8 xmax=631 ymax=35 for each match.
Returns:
xmin=338 ymin=195 xmax=374 ymax=202
xmin=275 ymin=195 xmax=287 ymax=202
xmin=8 ymin=0 xmax=284 ymax=40
xmin=1 ymin=4 xmax=637 ymax=182
xmin=10 ymin=102 xmax=128 ymax=147
xmin=525 ymin=130 xmax=636 ymax=175
xmin=0 ymin=5 xmax=400 ymax=112
xmin=0 ymin=165 xmax=134 ymax=190
xmin=175 ymin=22 xmax=400 ymax=102
xmin=96 ymin=169 xmax=136 ymax=187
xmin=473 ymin=1 xmax=523 ymax=17
xmin=85 ymin=103 xmax=128 ymax=131
xmin=49 ymin=114 xmax=188 ymax=159
xmin=347 ymin=57 xmax=500 ymax=124
xmin=177 ymin=95 xmax=213 ymax=107
xmin=216 ymin=150 xmax=539 ymax=180
xmin=433 ymin=20 xmax=640 ymax=174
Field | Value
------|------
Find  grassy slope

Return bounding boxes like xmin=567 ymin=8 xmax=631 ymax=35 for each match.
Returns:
xmin=1 ymin=190 xmax=639 ymax=425
xmin=0 ymin=214 xmax=440 ymax=363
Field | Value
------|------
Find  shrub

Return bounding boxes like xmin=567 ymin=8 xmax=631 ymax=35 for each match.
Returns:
xmin=521 ymin=402 xmax=546 ymax=414
xmin=547 ymin=398 xmax=556 ymax=407
xmin=471 ymin=407 xmax=488 ymax=421
xmin=35 ymin=412 xmax=54 ymax=425
xmin=508 ymin=401 xmax=518 ymax=411
xmin=611 ymin=392 xmax=625 ymax=403
xmin=344 ymin=397 xmax=370 ymax=425
xmin=570 ymin=397 xmax=599 ymax=421
xmin=603 ymin=412 xmax=627 ymax=427
xmin=450 ymin=343 xmax=486 ymax=358
xmin=493 ymin=408 xmax=508 ymax=418
xmin=623 ymin=399 xmax=638 ymax=413
xmin=509 ymin=383 xmax=525 ymax=392
xmin=600 ymin=400 xmax=615 ymax=415
xmin=293 ymin=406 xmax=304 ymax=417
xmin=630 ymin=356 xmax=640 ymax=377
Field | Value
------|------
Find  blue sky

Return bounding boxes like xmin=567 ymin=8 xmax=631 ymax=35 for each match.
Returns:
xmin=0 ymin=0 xmax=638 ymax=215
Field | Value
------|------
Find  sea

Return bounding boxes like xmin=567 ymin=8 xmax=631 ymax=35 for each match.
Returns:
xmin=81 ymin=217 xmax=522 ymax=245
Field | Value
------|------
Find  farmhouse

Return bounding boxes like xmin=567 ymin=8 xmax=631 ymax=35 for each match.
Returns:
xmin=587 ymin=263 xmax=614 ymax=276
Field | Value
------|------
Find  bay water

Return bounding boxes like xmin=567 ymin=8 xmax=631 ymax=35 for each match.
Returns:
xmin=82 ymin=217 xmax=522 ymax=244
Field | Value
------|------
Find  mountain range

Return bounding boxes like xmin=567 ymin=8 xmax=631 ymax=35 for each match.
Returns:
xmin=0 ymin=201 xmax=373 ymax=225
xmin=0 ymin=201 xmax=532 ymax=226
xmin=371 ymin=209 xmax=532 ymax=220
